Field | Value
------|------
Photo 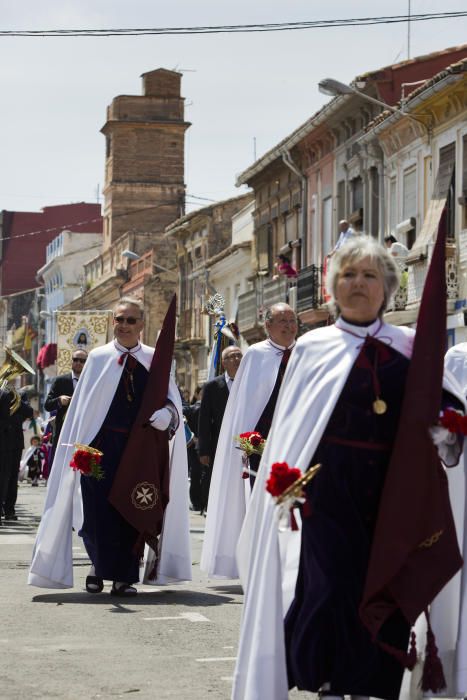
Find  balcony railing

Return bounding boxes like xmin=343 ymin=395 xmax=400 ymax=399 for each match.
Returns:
xmin=178 ymin=308 xmax=204 ymax=342
xmin=238 ymin=290 xmax=258 ymax=333
xmin=237 ymin=277 xmax=292 ymax=336
xmin=262 ymin=278 xmax=289 ymax=309
xmin=296 ymin=265 xmax=324 ymax=313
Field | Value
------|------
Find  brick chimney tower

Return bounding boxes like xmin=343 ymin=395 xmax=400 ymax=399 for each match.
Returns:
xmin=101 ymin=68 xmax=190 ymax=249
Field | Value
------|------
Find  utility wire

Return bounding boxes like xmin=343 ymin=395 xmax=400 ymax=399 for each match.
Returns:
xmin=1 ymin=12 xmax=467 ymax=37
xmin=0 ymin=194 xmax=215 ymax=242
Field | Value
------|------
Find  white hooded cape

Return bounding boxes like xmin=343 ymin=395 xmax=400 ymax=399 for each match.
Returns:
xmin=232 ymin=319 xmax=464 ymax=700
xmin=28 ymin=340 xmax=191 ymax=589
xmin=426 ymin=342 xmax=467 ymax=696
xmin=200 ymin=339 xmax=292 ymax=579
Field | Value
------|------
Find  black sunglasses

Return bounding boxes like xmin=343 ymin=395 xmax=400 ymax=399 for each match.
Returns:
xmin=72 ymin=357 xmax=86 ymax=364
xmin=113 ymin=316 xmax=141 ymax=325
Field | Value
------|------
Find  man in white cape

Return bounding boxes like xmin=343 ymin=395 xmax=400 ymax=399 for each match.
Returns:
xmin=424 ymin=342 xmax=467 ymax=697
xmin=231 ymin=319 xmax=465 ymax=700
xmin=29 ymin=298 xmax=191 ymax=591
xmin=200 ymin=303 xmax=297 ymax=580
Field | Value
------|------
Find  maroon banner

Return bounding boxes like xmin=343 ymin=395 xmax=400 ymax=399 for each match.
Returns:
xmin=108 ymin=295 xmax=177 ymax=552
xmin=360 ymin=212 xmax=462 ymax=666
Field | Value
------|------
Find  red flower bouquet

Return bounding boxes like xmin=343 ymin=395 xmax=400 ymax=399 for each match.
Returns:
xmin=235 ymin=431 xmax=266 ymax=456
xmin=234 ymin=431 xmax=266 ymax=479
xmin=265 ymin=461 xmax=321 ymax=531
xmin=439 ymin=408 xmax=467 ymax=435
xmin=70 ymin=443 xmax=104 ymax=480
xmin=266 ymin=461 xmax=302 ymax=497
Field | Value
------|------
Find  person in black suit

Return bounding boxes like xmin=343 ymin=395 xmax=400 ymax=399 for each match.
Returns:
xmin=183 ymin=385 xmax=203 ymax=511
xmin=44 ymin=349 xmax=87 ymax=459
xmin=2 ymin=389 xmax=33 ymax=521
xmin=0 ymin=387 xmax=17 ymax=525
xmin=197 ymin=346 xmax=243 ymax=513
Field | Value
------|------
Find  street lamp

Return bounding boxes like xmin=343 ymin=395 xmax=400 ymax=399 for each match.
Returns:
xmin=318 ymin=78 xmax=430 ymax=131
xmin=121 ymin=249 xmax=178 ymax=279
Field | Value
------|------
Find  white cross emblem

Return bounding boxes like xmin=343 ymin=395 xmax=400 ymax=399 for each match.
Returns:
xmin=131 ymin=481 xmax=158 ymax=510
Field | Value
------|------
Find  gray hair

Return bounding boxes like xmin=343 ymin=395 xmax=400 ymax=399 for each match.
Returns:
xmin=264 ymin=303 xmax=296 ymax=325
xmin=327 ymin=236 xmax=400 ymax=317
xmin=115 ymin=296 xmax=144 ymax=319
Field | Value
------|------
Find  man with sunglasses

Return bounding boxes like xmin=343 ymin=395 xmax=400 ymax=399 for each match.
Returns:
xmin=30 ymin=296 xmax=191 ymax=598
xmin=44 ymin=349 xmax=88 ymax=461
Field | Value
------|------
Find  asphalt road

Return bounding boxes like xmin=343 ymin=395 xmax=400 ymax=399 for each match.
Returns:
xmin=0 ymin=481 xmax=313 ymax=700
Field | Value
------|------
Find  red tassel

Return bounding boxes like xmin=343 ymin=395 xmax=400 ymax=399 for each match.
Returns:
xmin=407 ymin=630 xmax=417 ymax=670
xmin=290 ymin=509 xmax=299 ymax=531
xmin=421 ymin=611 xmax=447 ymax=693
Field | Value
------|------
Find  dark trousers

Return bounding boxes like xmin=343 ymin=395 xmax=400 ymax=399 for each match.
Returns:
xmin=79 ymin=430 xmax=140 ymax=583
xmin=199 ymin=464 xmax=212 ymax=512
xmin=2 ymin=447 xmax=22 ymax=516
xmin=188 ymin=447 xmax=203 ymax=511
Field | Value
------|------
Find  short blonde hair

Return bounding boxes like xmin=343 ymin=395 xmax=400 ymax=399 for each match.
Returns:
xmin=327 ymin=236 xmax=400 ymax=317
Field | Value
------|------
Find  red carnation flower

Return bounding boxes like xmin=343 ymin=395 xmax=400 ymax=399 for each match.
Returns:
xmin=249 ymin=432 xmax=263 ymax=447
xmin=266 ymin=461 xmax=302 ymax=497
xmin=440 ymin=408 xmax=467 ymax=435
xmin=239 ymin=431 xmax=254 ymax=439
xmin=70 ymin=448 xmax=103 ymax=479
xmin=70 ymin=449 xmax=93 ymax=474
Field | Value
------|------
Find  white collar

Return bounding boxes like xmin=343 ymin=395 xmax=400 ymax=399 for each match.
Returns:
xmin=113 ymin=339 xmax=142 ymax=355
xmin=267 ymin=338 xmax=297 ymax=352
xmin=71 ymin=372 xmax=80 ymax=381
xmin=334 ymin=317 xmax=384 ymax=338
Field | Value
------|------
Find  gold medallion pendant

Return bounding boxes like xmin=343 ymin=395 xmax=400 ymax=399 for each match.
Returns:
xmin=373 ymin=398 xmax=387 ymax=415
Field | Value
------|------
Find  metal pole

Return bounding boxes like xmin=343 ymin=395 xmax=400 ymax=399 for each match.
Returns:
xmin=407 ymin=0 xmax=411 ymax=60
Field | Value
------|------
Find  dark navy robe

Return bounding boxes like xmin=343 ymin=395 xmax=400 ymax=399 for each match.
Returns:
xmin=79 ymin=360 xmax=147 ymax=583
xmin=285 ymin=340 xmax=411 ymax=700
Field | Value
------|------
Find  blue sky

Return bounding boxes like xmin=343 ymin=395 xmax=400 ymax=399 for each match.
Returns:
xmin=1 ymin=1 xmax=466 ymax=214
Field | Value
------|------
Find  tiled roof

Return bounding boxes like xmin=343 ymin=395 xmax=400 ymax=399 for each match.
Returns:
xmin=365 ymin=57 xmax=467 ymax=131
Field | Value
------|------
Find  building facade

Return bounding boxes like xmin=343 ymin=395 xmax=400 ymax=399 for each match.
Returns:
xmin=0 ymin=202 xmax=102 ymax=296
xmin=166 ymin=193 xmax=253 ymax=392
xmin=361 ymin=58 xmax=467 ymax=341
xmin=235 ymin=45 xmax=467 ymax=334
xmin=37 ymin=229 xmax=103 ymax=346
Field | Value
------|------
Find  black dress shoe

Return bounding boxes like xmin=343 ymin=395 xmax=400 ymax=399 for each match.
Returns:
xmin=4 ymin=514 xmax=17 ymax=521
xmin=85 ymin=575 xmax=104 ymax=593
xmin=110 ymin=582 xmax=137 ymax=597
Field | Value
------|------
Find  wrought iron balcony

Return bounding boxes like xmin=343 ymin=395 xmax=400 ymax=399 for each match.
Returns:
xmin=177 ymin=308 xmax=204 ymax=343
xmin=237 ymin=290 xmax=258 ymax=335
xmin=262 ymin=277 xmax=289 ymax=309
xmin=296 ymin=264 xmax=324 ymax=313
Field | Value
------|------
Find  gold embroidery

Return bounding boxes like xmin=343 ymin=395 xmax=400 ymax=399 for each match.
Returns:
xmin=419 ymin=530 xmax=443 ymax=549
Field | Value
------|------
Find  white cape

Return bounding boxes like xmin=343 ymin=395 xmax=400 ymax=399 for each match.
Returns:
xmin=200 ymin=339 xmax=289 ymax=579
xmin=28 ymin=340 xmax=191 ymax=589
xmin=426 ymin=342 xmax=467 ymax=696
xmin=232 ymin=319 xmax=464 ymax=700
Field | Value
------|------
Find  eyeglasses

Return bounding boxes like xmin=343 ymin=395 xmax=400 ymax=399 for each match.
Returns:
xmin=270 ymin=318 xmax=297 ymax=326
xmin=113 ymin=316 xmax=142 ymax=325
xmin=72 ymin=358 xmax=86 ymax=364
